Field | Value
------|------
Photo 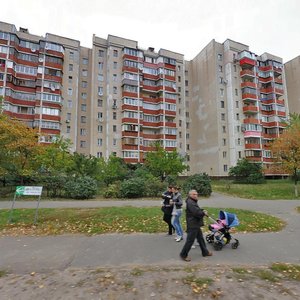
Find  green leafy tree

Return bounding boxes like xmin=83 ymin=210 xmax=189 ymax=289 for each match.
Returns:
xmin=144 ymin=143 xmax=187 ymax=181
xmin=229 ymin=158 xmax=265 ymax=184
xmin=183 ymin=173 xmax=212 ymax=197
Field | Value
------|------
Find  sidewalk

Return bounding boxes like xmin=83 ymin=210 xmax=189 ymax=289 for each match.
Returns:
xmin=0 ymin=193 xmax=299 ymax=274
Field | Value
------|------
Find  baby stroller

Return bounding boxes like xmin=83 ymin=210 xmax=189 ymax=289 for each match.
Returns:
xmin=206 ymin=210 xmax=240 ymax=251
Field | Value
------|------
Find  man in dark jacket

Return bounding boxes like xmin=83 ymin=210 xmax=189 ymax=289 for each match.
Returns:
xmin=161 ymin=186 xmax=174 ymax=235
xmin=180 ymin=189 xmax=212 ymax=261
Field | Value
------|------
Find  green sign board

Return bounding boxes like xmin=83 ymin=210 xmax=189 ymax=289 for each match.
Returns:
xmin=15 ymin=186 xmax=43 ymax=196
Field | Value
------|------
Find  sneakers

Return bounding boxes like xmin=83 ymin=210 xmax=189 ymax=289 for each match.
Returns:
xmin=175 ymin=236 xmax=183 ymax=242
xmin=180 ymin=255 xmax=191 ymax=262
xmin=203 ymin=251 xmax=213 ymax=257
xmin=191 ymin=245 xmax=196 ymax=249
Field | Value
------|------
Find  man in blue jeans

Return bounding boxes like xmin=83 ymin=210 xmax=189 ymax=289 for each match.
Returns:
xmin=180 ymin=189 xmax=212 ymax=261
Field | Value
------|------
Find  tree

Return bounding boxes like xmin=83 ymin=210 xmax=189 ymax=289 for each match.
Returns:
xmin=271 ymin=114 xmax=300 ymax=197
xmin=144 ymin=143 xmax=187 ymax=181
xmin=0 ymin=114 xmax=41 ymax=184
xmin=229 ymin=158 xmax=265 ymax=184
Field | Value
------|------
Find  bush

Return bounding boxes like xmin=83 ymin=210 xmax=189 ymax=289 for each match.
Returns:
xmin=120 ymin=177 xmax=146 ymax=198
xmin=183 ymin=173 xmax=212 ymax=197
xmin=143 ymin=177 xmax=165 ymax=197
xmin=40 ymin=175 xmax=67 ymax=197
xmin=64 ymin=176 xmax=97 ymax=199
xmin=103 ymin=183 xmax=120 ymax=198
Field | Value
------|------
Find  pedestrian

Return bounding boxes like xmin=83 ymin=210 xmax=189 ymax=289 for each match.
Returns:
xmin=171 ymin=186 xmax=184 ymax=242
xmin=180 ymin=189 xmax=213 ymax=261
xmin=161 ymin=185 xmax=174 ymax=235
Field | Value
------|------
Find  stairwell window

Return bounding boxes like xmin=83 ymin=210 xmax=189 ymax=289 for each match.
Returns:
xmin=218 ymin=54 xmax=223 ymax=61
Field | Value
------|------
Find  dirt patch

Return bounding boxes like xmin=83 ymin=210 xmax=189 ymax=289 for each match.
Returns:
xmin=0 ymin=264 xmax=299 ymax=300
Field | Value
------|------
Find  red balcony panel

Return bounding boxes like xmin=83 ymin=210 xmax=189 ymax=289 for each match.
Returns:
xmin=262 ymin=133 xmax=278 ymax=139
xmin=164 ymin=63 xmax=176 ymax=70
xmin=240 ymin=57 xmax=256 ymax=66
xmin=5 ymin=97 xmax=35 ymax=106
xmin=5 ymin=111 xmax=35 ymax=120
xmin=277 ymin=111 xmax=286 ymax=117
xmin=143 ymin=85 xmax=157 ymax=92
xmin=142 ymin=133 xmax=161 ymax=139
xmin=243 ymin=118 xmax=260 ymax=124
xmin=142 ymin=108 xmax=159 ymax=114
xmin=42 ymin=115 xmax=60 ymax=122
xmin=165 ymin=147 xmax=176 ymax=151
xmin=122 ymin=66 xmax=138 ymax=73
xmin=143 ymin=73 xmax=159 ymax=80
xmin=122 ymin=54 xmax=139 ymax=61
xmin=0 ymin=53 xmax=7 ymax=59
xmin=122 ymin=118 xmax=138 ymax=124
xmin=273 ymin=67 xmax=282 ymax=73
xmin=142 ymin=97 xmax=160 ymax=103
xmin=165 ymin=75 xmax=176 ymax=81
xmin=165 ymin=134 xmax=176 ymax=139
xmin=122 ymin=131 xmax=138 ymax=137
xmin=17 ymin=59 xmax=38 ymax=67
xmin=240 ymin=69 xmax=255 ymax=77
xmin=41 ymin=128 xmax=60 ymax=135
xmin=274 ymin=78 xmax=283 ymax=84
xmin=122 ymin=145 xmax=138 ymax=150
xmin=142 ymin=121 xmax=160 ymax=127
xmin=35 ymin=102 xmax=61 ymax=109
xmin=165 ymin=99 xmax=176 ymax=104
xmin=45 ymin=49 xmax=64 ymax=58
xmin=261 ymin=121 xmax=277 ymax=127
xmin=165 ymin=122 xmax=176 ymax=127
xmin=245 ymin=143 xmax=261 ymax=149
xmin=275 ymin=88 xmax=284 ymax=95
xmin=243 ymin=105 xmax=259 ymax=113
xmin=0 ymin=39 xmax=9 ymax=45
xmin=259 ymin=65 xmax=272 ymax=72
xmin=260 ymin=87 xmax=274 ymax=94
xmin=122 ymin=104 xmax=138 ymax=111
xmin=122 ymin=91 xmax=138 ymax=98
xmin=263 ymin=158 xmax=273 ymax=163
xmin=124 ymin=158 xmax=139 ymax=163
xmin=14 ymin=73 xmax=36 ymax=81
xmin=242 ymin=93 xmax=257 ymax=100
xmin=259 ymin=77 xmax=273 ymax=83
xmin=44 ymin=61 xmax=63 ymax=70
xmin=243 ymin=131 xmax=261 ymax=138
xmin=43 ymin=74 xmax=62 ymax=83
xmin=246 ymin=157 xmax=262 ymax=162
xmin=165 ymin=110 xmax=176 ymax=116
xmin=143 ymin=146 xmax=157 ymax=152
xmin=261 ymin=110 xmax=275 ymax=115
xmin=241 ymin=82 xmax=256 ymax=88
xmin=278 ymin=122 xmax=287 ymax=128
xmin=262 ymin=99 xmax=275 ymax=105
xmin=6 ymin=82 xmax=36 ymax=93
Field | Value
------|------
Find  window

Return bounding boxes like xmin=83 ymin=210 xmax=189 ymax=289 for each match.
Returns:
xmin=67 ymin=100 xmax=72 ymax=108
xmin=80 ymin=128 xmax=87 ymax=136
xmin=113 ymin=74 xmax=117 ymax=81
xmin=99 ymin=50 xmax=104 ymax=57
xmin=68 ymin=76 xmax=72 ymax=84
xmin=97 ymin=112 xmax=103 ymax=119
xmin=187 ymin=144 xmax=190 ymax=150
xmin=82 ymin=69 xmax=87 ymax=76
xmin=81 ymin=92 xmax=87 ymax=99
xmin=236 ymin=113 xmax=240 ymax=120
xmin=82 ymin=58 xmax=88 ymax=65
xmin=67 ymin=113 xmax=71 ymax=121
xmin=218 ymin=54 xmax=223 ymax=61
xmin=222 ymin=138 xmax=226 ymax=146
xmin=81 ymin=104 xmax=87 ymax=112
xmin=238 ymin=151 xmax=242 ymax=158
xmin=81 ymin=116 xmax=86 ymax=123
xmin=67 ymin=88 xmax=73 ymax=96
xmin=82 ymin=81 xmax=88 ymax=88
xmin=185 ymin=90 xmax=189 ymax=97
xmin=113 ymin=125 xmax=117 ymax=132
xmin=69 ymin=64 xmax=73 ymax=72
xmin=66 ymin=126 xmax=71 ymax=133
xmin=113 ymin=138 xmax=117 ymax=146
xmin=98 ymin=74 xmax=104 ymax=81
xmin=80 ymin=141 xmax=86 ymax=148
xmin=236 ymin=101 xmax=239 ymax=108
xmin=179 ymin=120 xmax=182 ymax=127
xmin=221 ymin=113 xmax=225 ymax=121
xmin=223 ymin=151 xmax=227 ymax=158
xmin=186 ymin=133 xmax=190 ymax=139
xmin=69 ymin=52 xmax=74 ymax=60
xmin=98 ymin=125 xmax=103 ymax=133
xmin=219 ymin=77 xmax=223 ymax=84
xmin=186 ymin=122 xmax=190 ymax=129
xmin=220 ymin=100 xmax=225 ymax=108
xmin=237 ymin=125 xmax=240 ymax=132
xmin=113 ymin=112 xmax=117 ymax=120
xmin=98 ymin=99 xmax=103 ymax=107
xmin=218 ymin=65 xmax=223 ymax=72
xmin=178 ymin=76 xmax=181 ymax=82
xmin=185 ymin=80 xmax=188 ymax=87
xmin=234 ymin=65 xmax=237 ymax=72
xmin=113 ymin=50 xmax=118 ymax=57
xmin=224 ymin=165 xmax=228 ymax=172
xmin=98 ymin=86 xmax=103 ymax=96
xmin=97 ymin=138 xmax=103 ymax=146
xmin=235 ymin=88 xmax=238 ymax=96
xmin=113 ymin=86 xmax=117 ymax=94
xmin=220 ymin=89 xmax=224 ymax=96
xmin=97 ymin=152 xmax=103 ymax=158
xmin=113 ymin=62 xmax=117 ymax=69
xmin=98 ymin=62 xmax=103 ymax=71
xmin=222 ymin=126 xmax=226 ymax=133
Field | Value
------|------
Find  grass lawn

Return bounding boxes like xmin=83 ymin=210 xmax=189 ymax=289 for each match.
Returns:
xmin=212 ymin=179 xmax=299 ymax=200
xmin=0 ymin=207 xmax=285 ymax=236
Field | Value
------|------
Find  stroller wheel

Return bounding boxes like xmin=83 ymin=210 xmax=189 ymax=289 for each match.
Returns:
xmin=213 ymin=241 xmax=223 ymax=251
xmin=231 ymin=239 xmax=239 ymax=249
xmin=206 ymin=234 xmax=214 ymax=244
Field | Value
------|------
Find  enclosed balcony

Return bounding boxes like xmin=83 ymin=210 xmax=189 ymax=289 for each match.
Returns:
xmin=243 ymin=105 xmax=259 ymax=114
xmin=239 ymin=51 xmax=256 ymax=67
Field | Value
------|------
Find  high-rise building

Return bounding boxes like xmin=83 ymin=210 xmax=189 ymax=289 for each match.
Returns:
xmin=188 ymin=39 xmax=288 ymax=176
xmin=0 ymin=21 xmax=289 ymax=176
xmin=285 ymin=55 xmax=300 ymax=114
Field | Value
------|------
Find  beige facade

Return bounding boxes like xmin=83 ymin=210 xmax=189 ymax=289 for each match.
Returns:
xmin=285 ymin=56 xmax=300 ymax=114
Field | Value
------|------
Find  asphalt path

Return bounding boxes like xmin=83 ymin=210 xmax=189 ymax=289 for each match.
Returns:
xmin=0 ymin=193 xmax=299 ymax=274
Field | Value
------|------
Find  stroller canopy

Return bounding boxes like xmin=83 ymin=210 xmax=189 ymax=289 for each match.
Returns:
xmin=219 ymin=211 xmax=239 ymax=227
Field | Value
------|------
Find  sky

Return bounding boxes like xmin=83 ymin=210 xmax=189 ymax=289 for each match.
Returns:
xmin=1 ymin=0 xmax=300 ymax=63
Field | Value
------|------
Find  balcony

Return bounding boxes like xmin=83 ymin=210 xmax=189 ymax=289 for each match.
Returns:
xmin=240 ymin=69 xmax=255 ymax=78
xmin=243 ymin=105 xmax=259 ymax=114
xmin=260 ymin=87 xmax=274 ymax=94
xmin=241 ymin=81 xmax=256 ymax=88
xmin=242 ymin=93 xmax=257 ymax=101
xmin=243 ymin=117 xmax=260 ymax=124
xmin=245 ymin=143 xmax=261 ymax=149
xmin=275 ymin=88 xmax=284 ymax=95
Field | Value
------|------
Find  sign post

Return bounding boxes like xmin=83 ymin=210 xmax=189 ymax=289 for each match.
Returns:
xmin=8 ymin=186 xmax=43 ymax=224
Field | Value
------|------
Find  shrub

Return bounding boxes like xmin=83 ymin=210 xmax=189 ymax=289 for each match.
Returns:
xmin=64 ymin=176 xmax=97 ymax=199
xmin=143 ymin=177 xmax=165 ymax=197
xmin=183 ymin=173 xmax=212 ymax=197
xmin=103 ymin=183 xmax=120 ymax=198
xmin=40 ymin=175 xmax=67 ymax=197
xmin=120 ymin=178 xmax=146 ymax=198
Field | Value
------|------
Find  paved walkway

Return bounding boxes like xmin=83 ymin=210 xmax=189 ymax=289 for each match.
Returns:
xmin=0 ymin=193 xmax=299 ymax=274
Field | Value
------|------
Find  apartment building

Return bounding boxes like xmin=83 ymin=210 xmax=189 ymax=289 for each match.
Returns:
xmin=285 ymin=55 xmax=300 ymax=114
xmin=0 ymin=21 xmax=289 ymax=176
xmin=188 ymin=39 xmax=288 ymax=176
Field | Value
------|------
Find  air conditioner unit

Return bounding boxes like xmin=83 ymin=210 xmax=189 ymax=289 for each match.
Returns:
xmin=223 ymin=80 xmax=228 ymax=84
xmin=98 ymin=118 xmax=103 ymax=122
xmin=39 ymin=58 xmax=44 ymax=62
xmin=45 ymin=46 xmax=49 ymax=50
xmin=50 ymin=85 xmax=55 ymax=91
xmin=112 ymin=104 xmax=117 ymax=109
xmin=98 ymin=92 xmax=103 ymax=96
xmin=66 ymin=120 xmax=70 ymax=123
xmin=31 ymin=48 xmax=36 ymax=53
